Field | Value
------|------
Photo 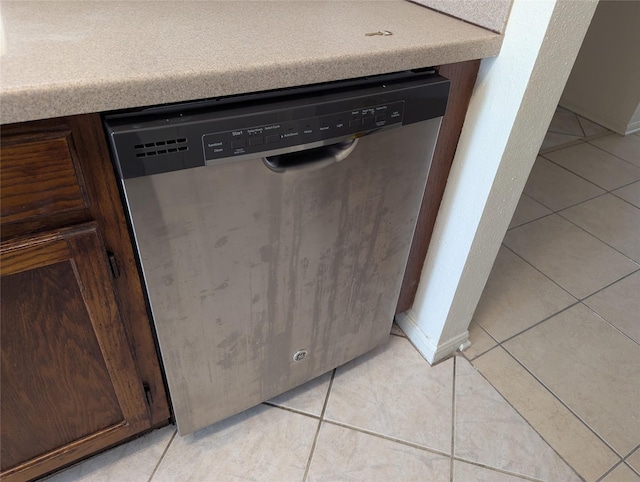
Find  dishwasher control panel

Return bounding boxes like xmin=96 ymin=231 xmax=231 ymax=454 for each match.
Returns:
xmin=104 ymin=70 xmax=450 ymax=179
xmin=202 ymin=101 xmax=404 ymax=162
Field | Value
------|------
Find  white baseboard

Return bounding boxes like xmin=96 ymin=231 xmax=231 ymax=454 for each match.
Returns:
xmin=395 ymin=311 xmax=470 ymax=365
xmin=625 ymin=119 xmax=640 ymax=135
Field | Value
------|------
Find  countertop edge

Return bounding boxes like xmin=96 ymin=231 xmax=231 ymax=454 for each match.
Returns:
xmin=1 ymin=36 xmax=501 ymax=125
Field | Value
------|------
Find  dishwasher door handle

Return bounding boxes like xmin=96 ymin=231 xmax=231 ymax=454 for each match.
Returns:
xmin=263 ymin=138 xmax=359 ymax=173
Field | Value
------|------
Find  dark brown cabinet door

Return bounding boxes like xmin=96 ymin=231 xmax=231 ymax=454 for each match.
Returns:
xmin=1 ymin=223 xmax=152 ymax=482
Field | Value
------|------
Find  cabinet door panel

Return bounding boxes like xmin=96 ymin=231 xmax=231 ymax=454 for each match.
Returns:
xmin=0 ymin=224 xmax=151 ymax=481
xmin=1 ymin=262 xmax=123 ymax=468
xmin=0 ymin=131 xmax=88 ymax=225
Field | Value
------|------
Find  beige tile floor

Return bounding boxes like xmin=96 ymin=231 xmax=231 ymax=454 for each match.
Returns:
xmin=45 ymin=108 xmax=639 ymax=482
xmin=470 ymin=108 xmax=640 ymax=482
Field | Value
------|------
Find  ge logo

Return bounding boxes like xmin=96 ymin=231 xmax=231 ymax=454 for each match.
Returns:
xmin=293 ymin=350 xmax=308 ymax=362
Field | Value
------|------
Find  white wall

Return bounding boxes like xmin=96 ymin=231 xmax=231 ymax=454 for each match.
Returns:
xmin=397 ymin=0 xmax=598 ymax=363
xmin=560 ymin=0 xmax=640 ymax=135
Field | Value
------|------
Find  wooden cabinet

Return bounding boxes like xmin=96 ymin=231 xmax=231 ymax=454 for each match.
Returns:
xmin=0 ymin=115 xmax=170 ymax=481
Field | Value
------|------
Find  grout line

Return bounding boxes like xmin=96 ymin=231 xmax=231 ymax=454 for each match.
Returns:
xmin=622 ymin=444 xmax=640 ymax=477
xmin=586 ymin=138 xmax=640 ymax=170
xmin=465 ymin=356 xmax=589 ymax=481
xmin=610 ymin=187 xmax=640 ymax=210
xmin=301 ymin=369 xmax=336 ymax=481
xmin=321 ymin=419 xmax=451 ymax=459
xmin=573 ymin=266 xmax=640 ymax=302
xmin=263 ymin=401 xmax=321 ymax=420
xmin=493 ymin=300 xmax=581 ymax=347
xmin=580 ymin=298 xmax=640 ymax=349
xmin=320 ymin=369 xmax=336 ymax=420
xmin=538 ymin=138 xmax=585 ymax=156
xmin=449 ymin=356 xmax=456 ymax=482
xmin=576 ymin=114 xmax=587 ymax=138
xmin=301 ymin=419 xmax=322 ymax=482
xmin=500 ymin=241 xmax=578 ymax=300
xmin=464 ymin=342 xmax=500 ymax=363
xmin=604 ymin=178 xmax=640 ymax=193
xmin=538 ymin=152 xmax=610 ymax=193
xmin=147 ymin=428 xmax=177 ymax=482
xmin=512 ymin=188 xmax=608 ymax=222
xmin=594 ymin=459 xmax=625 ymax=482
xmin=555 ymin=210 xmax=640 ymax=265
xmin=464 ymin=323 xmax=500 ymax=362
xmin=496 ymin=344 xmax=626 ymax=460
xmin=537 ymin=145 xmax=640 ymax=201
xmin=623 ymin=444 xmax=640 ymax=459
xmin=582 ymin=131 xmax=616 ymax=142
xmin=452 ymin=456 xmax=549 ymax=482
xmin=506 ymin=210 xmax=556 ymax=232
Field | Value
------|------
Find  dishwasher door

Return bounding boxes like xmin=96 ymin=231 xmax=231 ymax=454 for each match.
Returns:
xmin=106 ymin=72 xmax=449 ymax=434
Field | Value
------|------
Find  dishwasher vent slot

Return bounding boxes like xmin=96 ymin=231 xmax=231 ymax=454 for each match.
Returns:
xmin=134 ymin=138 xmax=188 ymax=157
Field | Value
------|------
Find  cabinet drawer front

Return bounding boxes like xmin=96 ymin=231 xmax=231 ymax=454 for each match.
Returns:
xmin=1 ymin=133 xmax=88 ymax=224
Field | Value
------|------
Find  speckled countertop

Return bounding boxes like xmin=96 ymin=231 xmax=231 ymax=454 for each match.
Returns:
xmin=0 ymin=0 xmax=502 ymax=125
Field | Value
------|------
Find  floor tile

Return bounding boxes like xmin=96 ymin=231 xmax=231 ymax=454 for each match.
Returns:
xmin=590 ymin=134 xmax=640 ymax=167
xmin=324 ymin=336 xmax=453 ymax=454
xmin=503 ymin=215 xmax=638 ymax=299
xmin=578 ymin=116 xmax=610 ymax=138
xmin=473 ymin=347 xmax=618 ymax=481
xmin=583 ymin=271 xmax=640 ymax=344
xmin=463 ymin=321 xmax=497 ymax=360
xmin=453 ymin=461 xmax=535 ymax=481
xmin=152 ymin=404 xmax=317 ymax=481
xmin=454 ymin=357 xmax=580 ymax=481
xmin=504 ymin=304 xmax=640 ymax=456
xmin=472 ymin=246 xmax=576 ymax=342
xmin=508 ymin=194 xmax=552 ymax=229
xmin=601 ymin=463 xmax=640 ymax=482
xmin=561 ymin=194 xmax=640 ymax=262
xmin=523 ymin=157 xmax=604 ymax=211
xmin=267 ymin=371 xmax=332 ymax=417
xmin=549 ymin=109 xmax=584 ymax=136
xmin=544 ymin=143 xmax=640 ymax=190
xmin=540 ymin=132 xmax=582 ymax=152
xmin=627 ymin=447 xmax=640 ymax=474
xmin=307 ymin=422 xmax=450 ymax=481
xmin=46 ymin=425 xmax=175 ymax=482
xmin=613 ymin=181 xmax=640 ymax=208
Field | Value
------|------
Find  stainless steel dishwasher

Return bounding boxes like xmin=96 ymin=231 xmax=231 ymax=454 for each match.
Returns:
xmin=104 ymin=70 xmax=449 ymax=435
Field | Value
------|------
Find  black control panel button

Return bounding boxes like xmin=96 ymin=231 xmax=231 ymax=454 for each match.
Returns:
xmin=266 ymin=134 xmax=280 ymax=144
xmin=363 ymin=116 xmax=375 ymax=128
xmin=249 ymin=137 xmax=264 ymax=146
xmin=231 ymin=140 xmax=246 ymax=149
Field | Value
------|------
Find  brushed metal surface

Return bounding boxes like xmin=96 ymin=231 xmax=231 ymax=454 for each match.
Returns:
xmin=123 ymin=118 xmax=441 ymax=434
